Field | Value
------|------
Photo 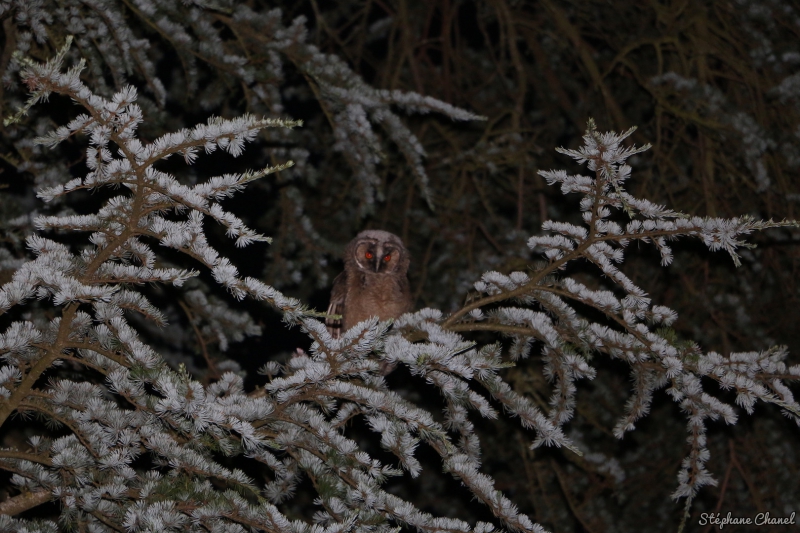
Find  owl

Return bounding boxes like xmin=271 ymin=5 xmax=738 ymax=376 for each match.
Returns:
xmin=326 ymin=230 xmax=412 ymax=339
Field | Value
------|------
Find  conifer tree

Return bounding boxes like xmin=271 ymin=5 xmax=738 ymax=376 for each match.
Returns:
xmin=1 ymin=2 xmax=798 ymax=532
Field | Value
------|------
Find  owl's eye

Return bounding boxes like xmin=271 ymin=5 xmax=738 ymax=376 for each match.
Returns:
xmin=365 ymin=251 xmax=373 ymax=259
xmin=383 ymin=254 xmax=391 ymax=262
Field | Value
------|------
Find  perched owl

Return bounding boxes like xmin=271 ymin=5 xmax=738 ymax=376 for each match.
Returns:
xmin=326 ymin=230 xmax=412 ymax=339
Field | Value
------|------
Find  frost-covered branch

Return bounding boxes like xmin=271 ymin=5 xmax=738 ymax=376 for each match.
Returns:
xmin=433 ymin=119 xmax=800 ymax=510
xmin=0 ymin=36 xmax=546 ymax=533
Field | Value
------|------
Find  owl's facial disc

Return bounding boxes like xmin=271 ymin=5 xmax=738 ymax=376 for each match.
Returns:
xmin=354 ymin=239 xmax=401 ymax=274
xmin=375 ymin=246 xmax=398 ymax=272
xmin=354 ymin=242 xmax=378 ymax=271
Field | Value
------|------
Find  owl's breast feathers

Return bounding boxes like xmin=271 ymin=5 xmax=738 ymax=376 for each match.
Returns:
xmin=326 ymin=270 xmax=411 ymax=338
xmin=343 ymin=271 xmax=412 ymax=329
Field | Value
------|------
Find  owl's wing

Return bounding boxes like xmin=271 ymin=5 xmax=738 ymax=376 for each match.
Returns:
xmin=326 ymin=270 xmax=347 ymax=339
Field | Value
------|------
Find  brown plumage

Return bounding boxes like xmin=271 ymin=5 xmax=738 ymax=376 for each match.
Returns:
xmin=326 ymin=230 xmax=412 ymax=338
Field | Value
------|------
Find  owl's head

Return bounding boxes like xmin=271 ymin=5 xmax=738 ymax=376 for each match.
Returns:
xmin=346 ymin=230 xmax=410 ymax=275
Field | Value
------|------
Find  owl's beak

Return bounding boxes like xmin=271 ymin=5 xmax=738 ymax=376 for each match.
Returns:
xmin=374 ymin=260 xmax=381 ymax=273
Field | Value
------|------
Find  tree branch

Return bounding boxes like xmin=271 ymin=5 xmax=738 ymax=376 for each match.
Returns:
xmin=0 ymin=489 xmax=53 ymax=516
